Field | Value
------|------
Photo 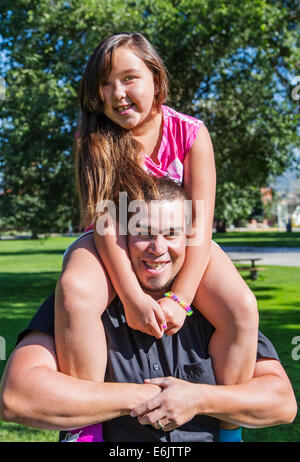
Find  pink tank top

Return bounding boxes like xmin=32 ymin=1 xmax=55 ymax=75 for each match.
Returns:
xmin=144 ymin=105 xmax=204 ymax=184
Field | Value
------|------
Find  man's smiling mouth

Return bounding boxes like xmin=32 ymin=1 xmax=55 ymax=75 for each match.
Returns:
xmin=143 ymin=261 xmax=170 ymax=272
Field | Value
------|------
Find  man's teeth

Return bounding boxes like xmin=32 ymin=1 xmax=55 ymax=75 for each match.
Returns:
xmin=145 ymin=262 xmax=166 ymax=269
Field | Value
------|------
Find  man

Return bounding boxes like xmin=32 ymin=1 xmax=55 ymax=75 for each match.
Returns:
xmin=0 ymin=178 xmax=297 ymax=442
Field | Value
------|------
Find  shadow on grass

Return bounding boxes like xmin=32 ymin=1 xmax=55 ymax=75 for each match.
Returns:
xmin=246 ymin=304 xmax=300 ymax=442
xmin=249 ymin=286 xmax=280 ymax=292
xmin=0 ymin=271 xmax=58 ymax=443
xmin=258 ymin=307 xmax=300 ymax=375
xmin=0 ymin=272 xmax=59 ymax=377
xmin=0 ymin=271 xmax=59 ymax=295
xmin=213 ymin=231 xmax=300 ymax=248
xmin=0 ymin=421 xmax=50 ymax=434
xmin=242 ymin=277 xmax=281 ymax=301
xmin=0 ymin=421 xmax=58 ymax=442
xmin=0 ymin=249 xmax=66 ymax=256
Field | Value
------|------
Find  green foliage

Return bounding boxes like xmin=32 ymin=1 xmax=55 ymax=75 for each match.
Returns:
xmin=0 ymin=0 xmax=299 ymax=234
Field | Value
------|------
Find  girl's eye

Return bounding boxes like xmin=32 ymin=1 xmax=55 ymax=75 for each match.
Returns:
xmin=124 ymin=76 xmax=135 ymax=82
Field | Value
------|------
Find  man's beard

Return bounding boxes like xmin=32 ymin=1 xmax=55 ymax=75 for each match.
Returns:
xmin=139 ymin=276 xmax=176 ymax=295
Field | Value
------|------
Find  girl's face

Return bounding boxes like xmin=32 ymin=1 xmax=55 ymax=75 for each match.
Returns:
xmin=100 ymin=46 xmax=158 ymax=132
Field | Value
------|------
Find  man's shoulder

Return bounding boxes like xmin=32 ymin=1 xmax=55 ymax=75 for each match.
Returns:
xmin=257 ymin=331 xmax=280 ymax=362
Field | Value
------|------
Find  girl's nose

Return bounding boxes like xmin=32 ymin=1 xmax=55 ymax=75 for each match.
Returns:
xmin=113 ymin=81 xmax=126 ymax=100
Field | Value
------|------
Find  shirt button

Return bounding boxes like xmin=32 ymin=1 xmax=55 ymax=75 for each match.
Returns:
xmin=153 ymin=364 xmax=159 ymax=371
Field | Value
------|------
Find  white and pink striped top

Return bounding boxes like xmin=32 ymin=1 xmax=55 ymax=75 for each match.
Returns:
xmin=143 ymin=105 xmax=204 ymax=184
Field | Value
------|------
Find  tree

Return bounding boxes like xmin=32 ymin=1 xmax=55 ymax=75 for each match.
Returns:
xmin=0 ymin=0 xmax=299 ymax=235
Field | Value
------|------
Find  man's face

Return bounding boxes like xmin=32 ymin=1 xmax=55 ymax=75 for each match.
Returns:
xmin=127 ymin=199 xmax=186 ymax=297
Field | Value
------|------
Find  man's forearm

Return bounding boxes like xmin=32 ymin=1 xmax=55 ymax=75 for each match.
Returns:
xmin=171 ymin=237 xmax=211 ymax=305
xmin=197 ymin=374 xmax=296 ymax=428
xmin=1 ymin=366 xmax=160 ymax=431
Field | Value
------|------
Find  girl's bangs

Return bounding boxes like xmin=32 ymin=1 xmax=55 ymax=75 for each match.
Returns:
xmin=98 ymin=48 xmax=114 ymax=85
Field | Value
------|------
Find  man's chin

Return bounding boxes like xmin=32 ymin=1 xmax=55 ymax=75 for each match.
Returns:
xmin=139 ymin=278 xmax=175 ymax=297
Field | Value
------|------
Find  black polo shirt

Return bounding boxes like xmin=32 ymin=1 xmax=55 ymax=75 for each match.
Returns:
xmin=17 ymin=293 xmax=280 ymax=442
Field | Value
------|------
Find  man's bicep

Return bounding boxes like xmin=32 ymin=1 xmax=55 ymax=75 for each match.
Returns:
xmin=8 ymin=331 xmax=58 ymax=374
xmin=253 ymin=358 xmax=288 ymax=381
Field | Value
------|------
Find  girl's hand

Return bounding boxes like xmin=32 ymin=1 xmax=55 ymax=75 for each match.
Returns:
xmin=123 ymin=293 xmax=167 ymax=339
xmin=130 ymin=377 xmax=199 ymax=431
xmin=157 ymin=297 xmax=186 ymax=336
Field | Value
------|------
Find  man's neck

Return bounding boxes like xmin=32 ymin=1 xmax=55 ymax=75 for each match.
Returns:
xmin=144 ymin=290 xmax=164 ymax=301
xmin=142 ymin=285 xmax=171 ymax=301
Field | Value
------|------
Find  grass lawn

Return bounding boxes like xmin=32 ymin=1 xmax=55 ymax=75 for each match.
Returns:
xmin=213 ymin=230 xmax=300 ymax=248
xmin=0 ymin=236 xmax=299 ymax=442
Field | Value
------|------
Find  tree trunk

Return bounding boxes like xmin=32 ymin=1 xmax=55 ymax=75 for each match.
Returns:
xmin=216 ymin=219 xmax=227 ymax=233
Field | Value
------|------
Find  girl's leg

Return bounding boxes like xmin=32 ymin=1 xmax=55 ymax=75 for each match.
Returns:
xmin=55 ymin=232 xmax=116 ymax=442
xmin=193 ymin=242 xmax=259 ymax=431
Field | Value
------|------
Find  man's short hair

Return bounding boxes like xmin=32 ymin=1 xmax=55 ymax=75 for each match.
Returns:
xmin=142 ymin=175 xmax=190 ymax=203
xmin=132 ymin=176 xmax=192 ymax=232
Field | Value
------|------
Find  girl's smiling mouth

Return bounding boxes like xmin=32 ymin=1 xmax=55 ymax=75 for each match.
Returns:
xmin=114 ymin=103 xmax=135 ymax=114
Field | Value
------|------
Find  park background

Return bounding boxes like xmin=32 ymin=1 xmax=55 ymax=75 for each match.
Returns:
xmin=0 ymin=0 xmax=299 ymax=442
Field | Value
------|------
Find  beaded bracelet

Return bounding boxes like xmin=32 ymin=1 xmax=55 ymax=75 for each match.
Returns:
xmin=163 ymin=292 xmax=193 ymax=316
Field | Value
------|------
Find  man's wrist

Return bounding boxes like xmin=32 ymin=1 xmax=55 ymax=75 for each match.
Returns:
xmin=126 ymin=383 xmax=161 ymax=414
xmin=193 ymin=383 xmax=214 ymax=416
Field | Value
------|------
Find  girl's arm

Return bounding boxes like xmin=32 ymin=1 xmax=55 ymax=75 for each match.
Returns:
xmin=93 ymin=220 xmax=166 ymax=338
xmin=54 ymin=233 xmax=112 ymax=383
xmin=167 ymin=124 xmax=216 ymax=305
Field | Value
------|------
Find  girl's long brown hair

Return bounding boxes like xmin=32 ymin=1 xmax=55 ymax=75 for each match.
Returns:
xmin=74 ymin=33 xmax=169 ymax=228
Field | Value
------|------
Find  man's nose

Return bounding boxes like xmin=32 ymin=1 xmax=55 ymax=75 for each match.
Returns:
xmin=148 ymin=235 xmax=167 ymax=255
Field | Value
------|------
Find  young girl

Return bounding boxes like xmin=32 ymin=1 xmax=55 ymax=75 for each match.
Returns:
xmin=56 ymin=33 xmax=258 ymax=442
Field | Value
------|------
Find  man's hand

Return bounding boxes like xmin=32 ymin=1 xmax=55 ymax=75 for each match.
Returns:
xmin=130 ymin=377 xmax=199 ymax=431
xmin=157 ymin=297 xmax=186 ymax=336
xmin=123 ymin=293 xmax=167 ymax=339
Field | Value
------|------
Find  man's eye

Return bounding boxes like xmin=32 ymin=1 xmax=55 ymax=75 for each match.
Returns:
xmin=165 ymin=232 xmax=179 ymax=238
xmin=135 ymin=230 xmax=149 ymax=236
